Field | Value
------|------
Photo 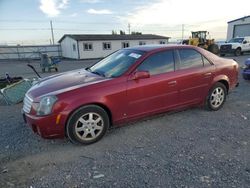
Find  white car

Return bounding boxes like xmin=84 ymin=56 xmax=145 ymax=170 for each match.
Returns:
xmin=220 ymin=36 xmax=250 ymax=56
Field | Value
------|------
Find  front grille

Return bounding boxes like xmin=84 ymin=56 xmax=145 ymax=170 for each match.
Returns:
xmin=23 ymin=94 xmax=33 ymax=113
xmin=220 ymin=44 xmax=232 ymax=51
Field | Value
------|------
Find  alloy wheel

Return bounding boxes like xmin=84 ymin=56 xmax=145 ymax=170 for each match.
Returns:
xmin=210 ymin=87 xmax=225 ymax=108
xmin=75 ymin=112 xmax=104 ymax=141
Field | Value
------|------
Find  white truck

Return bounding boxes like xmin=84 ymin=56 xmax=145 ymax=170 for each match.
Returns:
xmin=220 ymin=36 xmax=250 ymax=56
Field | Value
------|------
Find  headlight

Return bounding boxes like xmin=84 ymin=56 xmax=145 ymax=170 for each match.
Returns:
xmin=33 ymin=96 xmax=57 ymax=116
xmin=231 ymin=44 xmax=237 ymax=49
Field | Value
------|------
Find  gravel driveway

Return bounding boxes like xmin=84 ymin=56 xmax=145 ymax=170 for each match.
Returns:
xmin=0 ymin=54 xmax=250 ymax=187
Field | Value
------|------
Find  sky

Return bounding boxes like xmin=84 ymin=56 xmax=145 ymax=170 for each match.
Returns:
xmin=0 ymin=0 xmax=249 ymax=45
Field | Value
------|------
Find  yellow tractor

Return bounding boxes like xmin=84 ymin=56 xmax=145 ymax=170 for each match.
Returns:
xmin=183 ymin=31 xmax=219 ymax=54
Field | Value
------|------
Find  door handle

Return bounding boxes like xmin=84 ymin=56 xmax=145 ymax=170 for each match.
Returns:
xmin=204 ymin=72 xmax=212 ymax=77
xmin=168 ymin=80 xmax=177 ymax=85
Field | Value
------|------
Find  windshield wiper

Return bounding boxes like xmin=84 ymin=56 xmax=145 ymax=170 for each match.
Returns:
xmin=91 ymin=71 xmax=105 ymax=77
xmin=85 ymin=67 xmax=91 ymax=71
xmin=85 ymin=67 xmax=105 ymax=77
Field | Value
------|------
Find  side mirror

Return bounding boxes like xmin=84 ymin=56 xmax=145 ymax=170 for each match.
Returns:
xmin=243 ymin=40 xmax=247 ymax=44
xmin=131 ymin=71 xmax=150 ymax=80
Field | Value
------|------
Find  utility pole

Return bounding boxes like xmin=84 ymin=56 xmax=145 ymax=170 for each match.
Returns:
xmin=50 ymin=20 xmax=55 ymax=45
xmin=128 ymin=23 xmax=131 ymax=35
xmin=182 ymin=24 xmax=184 ymax=41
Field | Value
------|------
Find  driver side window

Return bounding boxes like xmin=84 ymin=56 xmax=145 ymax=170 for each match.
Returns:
xmin=137 ymin=50 xmax=175 ymax=76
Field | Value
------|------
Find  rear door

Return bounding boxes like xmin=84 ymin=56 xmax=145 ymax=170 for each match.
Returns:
xmin=126 ymin=50 xmax=179 ymax=119
xmin=175 ymin=48 xmax=215 ymax=105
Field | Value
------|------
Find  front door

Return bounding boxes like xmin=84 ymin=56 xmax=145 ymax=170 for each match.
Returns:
xmin=242 ymin=39 xmax=250 ymax=51
xmin=126 ymin=50 xmax=179 ymax=119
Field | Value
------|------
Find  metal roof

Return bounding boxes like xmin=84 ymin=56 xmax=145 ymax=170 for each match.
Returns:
xmin=58 ymin=34 xmax=170 ymax=43
xmin=228 ymin=15 xmax=250 ymax=23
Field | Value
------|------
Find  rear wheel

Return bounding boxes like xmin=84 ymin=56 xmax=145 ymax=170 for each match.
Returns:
xmin=66 ymin=105 xmax=109 ymax=145
xmin=234 ymin=48 xmax=241 ymax=56
xmin=206 ymin=82 xmax=227 ymax=111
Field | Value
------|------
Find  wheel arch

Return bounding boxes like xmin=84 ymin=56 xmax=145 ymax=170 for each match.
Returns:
xmin=212 ymin=75 xmax=229 ymax=93
xmin=64 ymin=102 xmax=113 ymax=137
xmin=217 ymin=80 xmax=229 ymax=93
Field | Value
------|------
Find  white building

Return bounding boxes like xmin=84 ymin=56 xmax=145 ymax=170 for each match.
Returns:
xmin=58 ymin=34 xmax=170 ymax=59
xmin=227 ymin=15 xmax=250 ymax=41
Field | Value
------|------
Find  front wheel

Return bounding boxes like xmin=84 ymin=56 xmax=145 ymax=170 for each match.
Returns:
xmin=206 ymin=83 xmax=227 ymax=111
xmin=66 ymin=105 xmax=110 ymax=145
xmin=234 ymin=48 xmax=241 ymax=56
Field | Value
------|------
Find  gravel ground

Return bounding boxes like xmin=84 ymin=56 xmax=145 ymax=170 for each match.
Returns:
xmin=0 ymin=54 xmax=250 ymax=188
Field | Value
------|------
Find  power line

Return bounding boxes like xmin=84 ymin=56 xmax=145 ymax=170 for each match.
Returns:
xmin=0 ymin=27 xmax=188 ymax=32
xmin=0 ymin=28 xmax=51 ymax=30
xmin=0 ymin=19 xmax=121 ymax=25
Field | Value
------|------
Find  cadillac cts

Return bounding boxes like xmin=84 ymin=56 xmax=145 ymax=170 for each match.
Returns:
xmin=22 ymin=45 xmax=239 ymax=144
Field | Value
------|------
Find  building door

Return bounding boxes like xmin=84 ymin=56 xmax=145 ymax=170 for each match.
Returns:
xmin=233 ymin=24 xmax=250 ymax=38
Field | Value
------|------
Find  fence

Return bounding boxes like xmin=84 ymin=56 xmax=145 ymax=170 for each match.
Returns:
xmin=0 ymin=45 xmax=61 ymax=60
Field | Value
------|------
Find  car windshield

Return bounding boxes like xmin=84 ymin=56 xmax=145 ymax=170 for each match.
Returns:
xmin=87 ymin=49 xmax=145 ymax=78
xmin=228 ymin=38 xmax=244 ymax=43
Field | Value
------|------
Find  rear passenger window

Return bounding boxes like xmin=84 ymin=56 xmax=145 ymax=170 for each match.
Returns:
xmin=137 ymin=50 xmax=174 ymax=75
xmin=179 ymin=49 xmax=203 ymax=69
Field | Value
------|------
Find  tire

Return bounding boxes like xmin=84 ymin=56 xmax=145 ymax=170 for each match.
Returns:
xmin=55 ymin=67 xmax=58 ymax=72
xmin=220 ymin=54 xmax=225 ymax=57
xmin=66 ymin=105 xmax=109 ymax=145
xmin=206 ymin=82 xmax=227 ymax=111
xmin=208 ymin=44 xmax=219 ymax=55
xmin=234 ymin=48 xmax=241 ymax=56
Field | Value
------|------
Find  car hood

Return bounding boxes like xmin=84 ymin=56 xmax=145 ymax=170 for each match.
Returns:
xmin=27 ymin=69 xmax=109 ymax=99
xmin=221 ymin=42 xmax=240 ymax=46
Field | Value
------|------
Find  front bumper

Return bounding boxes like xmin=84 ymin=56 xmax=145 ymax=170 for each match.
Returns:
xmin=220 ymin=49 xmax=236 ymax=54
xmin=22 ymin=111 xmax=68 ymax=139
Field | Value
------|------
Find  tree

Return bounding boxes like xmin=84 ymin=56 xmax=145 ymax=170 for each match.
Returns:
xmin=131 ymin=31 xmax=142 ymax=35
xmin=111 ymin=30 xmax=117 ymax=35
xmin=119 ymin=30 xmax=126 ymax=35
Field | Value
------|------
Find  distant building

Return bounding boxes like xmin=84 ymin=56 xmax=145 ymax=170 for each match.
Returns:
xmin=227 ymin=15 xmax=250 ymax=40
xmin=58 ymin=34 xmax=170 ymax=59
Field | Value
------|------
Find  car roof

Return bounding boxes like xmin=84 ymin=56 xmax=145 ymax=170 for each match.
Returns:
xmin=126 ymin=44 xmax=194 ymax=52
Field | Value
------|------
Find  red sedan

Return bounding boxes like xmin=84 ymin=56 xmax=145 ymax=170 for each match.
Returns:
xmin=22 ymin=45 xmax=239 ymax=144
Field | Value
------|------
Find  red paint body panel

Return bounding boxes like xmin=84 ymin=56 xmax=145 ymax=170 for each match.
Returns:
xmin=23 ymin=45 xmax=239 ymax=139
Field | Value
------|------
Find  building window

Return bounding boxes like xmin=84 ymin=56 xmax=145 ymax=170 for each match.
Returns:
xmin=122 ymin=42 xmax=129 ymax=48
xmin=139 ymin=41 xmax=146 ymax=45
xmin=103 ymin=42 xmax=111 ymax=50
xmin=83 ymin=43 xmax=93 ymax=51
xmin=72 ymin=44 xmax=76 ymax=51
xmin=159 ymin=41 xmax=166 ymax=44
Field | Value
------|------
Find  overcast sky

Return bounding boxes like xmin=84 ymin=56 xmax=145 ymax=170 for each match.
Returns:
xmin=0 ymin=0 xmax=249 ymax=45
